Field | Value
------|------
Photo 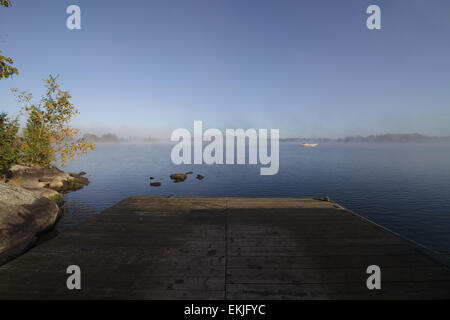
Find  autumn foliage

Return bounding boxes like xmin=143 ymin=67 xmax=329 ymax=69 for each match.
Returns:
xmin=0 ymin=112 xmax=20 ymax=172
xmin=0 ymin=51 xmax=18 ymax=80
xmin=0 ymin=2 xmax=18 ymax=80
xmin=11 ymin=75 xmax=96 ymax=167
xmin=0 ymin=3 xmax=94 ymax=171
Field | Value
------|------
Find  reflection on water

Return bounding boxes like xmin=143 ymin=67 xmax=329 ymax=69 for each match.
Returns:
xmin=58 ymin=196 xmax=99 ymax=228
xmin=59 ymin=142 xmax=450 ymax=254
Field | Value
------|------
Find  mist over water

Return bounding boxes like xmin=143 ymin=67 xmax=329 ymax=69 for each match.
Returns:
xmin=61 ymin=142 xmax=450 ymax=253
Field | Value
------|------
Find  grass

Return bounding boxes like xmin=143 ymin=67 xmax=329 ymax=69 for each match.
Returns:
xmin=48 ymin=194 xmax=64 ymax=207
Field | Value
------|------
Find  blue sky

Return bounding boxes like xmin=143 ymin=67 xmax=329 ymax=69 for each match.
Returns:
xmin=1 ymin=0 xmax=450 ymax=139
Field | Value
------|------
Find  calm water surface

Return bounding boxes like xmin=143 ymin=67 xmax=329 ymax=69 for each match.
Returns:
xmin=61 ymin=143 xmax=450 ymax=253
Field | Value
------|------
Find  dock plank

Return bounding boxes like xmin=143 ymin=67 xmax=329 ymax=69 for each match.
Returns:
xmin=0 ymin=196 xmax=449 ymax=299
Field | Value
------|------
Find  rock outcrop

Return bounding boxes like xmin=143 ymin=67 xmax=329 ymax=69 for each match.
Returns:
xmin=2 ymin=164 xmax=89 ymax=198
xmin=0 ymin=183 xmax=60 ymax=264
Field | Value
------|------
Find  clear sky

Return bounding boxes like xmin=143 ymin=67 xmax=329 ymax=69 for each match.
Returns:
xmin=1 ymin=0 xmax=450 ymax=139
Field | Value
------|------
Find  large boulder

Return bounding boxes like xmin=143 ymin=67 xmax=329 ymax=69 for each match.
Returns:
xmin=0 ymin=183 xmax=60 ymax=264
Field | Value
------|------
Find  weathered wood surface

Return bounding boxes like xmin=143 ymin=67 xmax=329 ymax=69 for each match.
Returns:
xmin=0 ymin=197 xmax=449 ymax=299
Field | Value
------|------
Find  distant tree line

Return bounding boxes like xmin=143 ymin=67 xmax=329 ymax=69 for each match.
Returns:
xmin=83 ymin=133 xmax=125 ymax=143
xmin=83 ymin=133 xmax=156 ymax=143
xmin=337 ymin=134 xmax=450 ymax=143
xmin=281 ymin=134 xmax=450 ymax=143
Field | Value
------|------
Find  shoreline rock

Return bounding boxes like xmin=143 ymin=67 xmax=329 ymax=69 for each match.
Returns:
xmin=0 ymin=183 xmax=60 ymax=265
xmin=1 ymin=164 xmax=89 ymax=199
xmin=0 ymin=164 xmax=88 ymax=264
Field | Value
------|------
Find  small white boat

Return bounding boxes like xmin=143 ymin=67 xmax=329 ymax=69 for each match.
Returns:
xmin=300 ymin=143 xmax=318 ymax=147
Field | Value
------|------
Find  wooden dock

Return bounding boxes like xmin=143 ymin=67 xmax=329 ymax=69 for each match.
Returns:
xmin=1 ymin=197 xmax=450 ymax=299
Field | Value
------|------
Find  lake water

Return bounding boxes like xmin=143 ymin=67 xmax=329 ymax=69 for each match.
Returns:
xmin=61 ymin=142 xmax=450 ymax=254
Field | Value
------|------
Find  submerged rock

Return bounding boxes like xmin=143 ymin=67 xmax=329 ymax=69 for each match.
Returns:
xmin=170 ymin=173 xmax=187 ymax=183
xmin=150 ymin=182 xmax=161 ymax=187
xmin=59 ymin=173 xmax=89 ymax=193
xmin=0 ymin=183 xmax=59 ymax=264
xmin=314 ymin=196 xmax=331 ymax=202
xmin=196 ymin=174 xmax=204 ymax=180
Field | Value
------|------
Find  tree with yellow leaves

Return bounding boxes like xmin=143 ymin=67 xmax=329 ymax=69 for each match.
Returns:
xmin=0 ymin=51 xmax=18 ymax=80
xmin=13 ymin=75 xmax=96 ymax=167
xmin=0 ymin=1 xmax=19 ymax=80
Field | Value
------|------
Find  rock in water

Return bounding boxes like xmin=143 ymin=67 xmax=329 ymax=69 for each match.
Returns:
xmin=170 ymin=173 xmax=187 ymax=182
xmin=314 ymin=196 xmax=331 ymax=202
xmin=0 ymin=183 xmax=59 ymax=264
xmin=150 ymin=182 xmax=161 ymax=187
xmin=196 ymin=174 xmax=204 ymax=180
